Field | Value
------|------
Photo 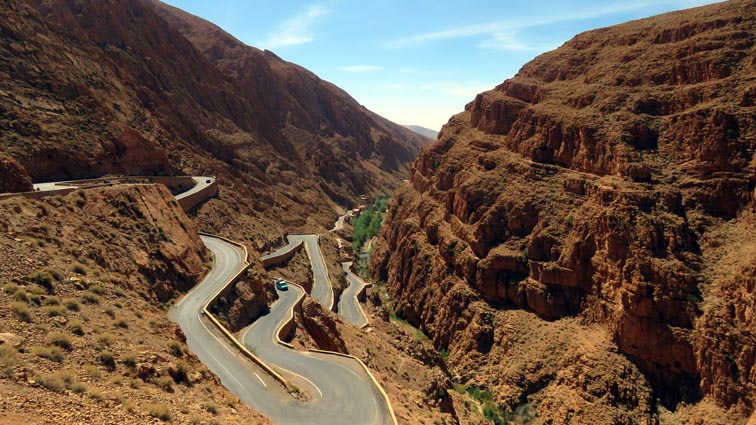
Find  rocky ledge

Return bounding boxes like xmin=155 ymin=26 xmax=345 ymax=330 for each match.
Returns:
xmin=373 ymin=0 xmax=756 ymax=422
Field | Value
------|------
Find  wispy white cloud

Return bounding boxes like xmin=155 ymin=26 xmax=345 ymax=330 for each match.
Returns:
xmin=381 ymin=81 xmax=497 ymax=99
xmin=396 ymin=67 xmax=459 ymax=76
xmin=384 ymin=0 xmax=722 ymax=50
xmin=259 ymin=5 xmax=329 ymax=49
xmin=476 ymin=31 xmax=558 ymax=52
xmin=339 ymin=65 xmax=384 ymax=72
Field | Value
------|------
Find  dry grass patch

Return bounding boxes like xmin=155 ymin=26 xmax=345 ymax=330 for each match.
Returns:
xmin=145 ymin=403 xmax=172 ymax=422
xmin=0 ymin=344 xmax=22 ymax=377
xmin=63 ymin=298 xmax=80 ymax=311
xmin=168 ymin=341 xmax=183 ymax=357
xmin=172 ymin=360 xmax=190 ymax=384
xmin=83 ymin=364 xmax=102 ymax=379
xmin=121 ymin=351 xmax=138 ymax=368
xmin=27 ymin=285 xmax=48 ymax=296
xmin=98 ymin=350 xmax=116 ymax=371
xmin=2 ymin=283 xmax=19 ymax=295
xmin=32 ymin=346 xmax=64 ymax=363
xmin=10 ymin=301 xmax=33 ymax=322
xmin=34 ymin=373 xmax=66 ymax=392
xmin=81 ymin=292 xmax=99 ymax=305
xmin=68 ymin=319 xmax=84 ymax=336
xmin=44 ymin=305 xmax=66 ymax=318
xmin=205 ymin=402 xmax=220 ymax=415
xmin=34 ymin=370 xmax=80 ymax=393
xmin=49 ymin=331 xmax=72 ymax=350
xmin=89 ymin=285 xmax=105 ymax=295
xmin=88 ymin=388 xmax=104 ymax=401
xmin=150 ymin=375 xmax=174 ymax=393
xmin=12 ymin=289 xmax=29 ymax=303
xmin=95 ymin=333 xmax=115 ymax=349
xmin=70 ymin=381 xmax=88 ymax=394
xmin=42 ymin=295 xmax=61 ymax=306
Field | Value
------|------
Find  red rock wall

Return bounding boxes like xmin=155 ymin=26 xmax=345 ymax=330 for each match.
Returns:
xmin=0 ymin=155 xmax=33 ymax=193
xmin=373 ymin=0 xmax=756 ymax=418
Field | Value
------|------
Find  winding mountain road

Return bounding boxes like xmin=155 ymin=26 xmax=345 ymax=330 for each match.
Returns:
xmin=33 ymin=175 xmax=215 ymax=193
xmin=328 ymin=208 xmax=371 ymax=327
xmin=282 ymin=233 xmax=370 ymax=328
xmin=330 ymin=209 xmax=353 ymax=232
xmin=286 ymin=234 xmax=334 ymax=310
xmin=175 ymin=176 xmax=215 ymax=200
xmin=173 ymin=236 xmax=392 ymax=425
xmin=169 ymin=236 xmax=288 ymax=406
xmin=26 ymin=176 xmax=391 ymax=424
xmin=338 ymin=262 xmax=370 ymax=328
xmin=240 ymin=283 xmax=390 ymax=424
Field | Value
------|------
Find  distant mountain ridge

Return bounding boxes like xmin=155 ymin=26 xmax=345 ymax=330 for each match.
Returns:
xmin=403 ymin=125 xmax=438 ymax=140
xmin=148 ymin=0 xmax=432 ymax=188
xmin=0 ymin=0 xmax=429 ymax=242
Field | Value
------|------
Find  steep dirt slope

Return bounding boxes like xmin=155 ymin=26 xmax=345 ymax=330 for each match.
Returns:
xmin=148 ymin=0 xmax=429 ymax=193
xmin=373 ymin=0 xmax=756 ymax=423
xmin=0 ymin=186 xmax=271 ymax=424
xmin=0 ymin=0 xmax=427 ymax=247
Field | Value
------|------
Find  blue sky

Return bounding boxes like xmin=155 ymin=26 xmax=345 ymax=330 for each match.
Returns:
xmin=162 ymin=0 xmax=721 ymax=131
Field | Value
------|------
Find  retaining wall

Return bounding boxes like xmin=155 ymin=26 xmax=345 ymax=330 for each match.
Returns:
xmin=261 ymin=241 xmax=304 ymax=268
xmin=174 ymin=178 xmax=218 ymax=211
xmin=275 ymin=283 xmax=307 ymax=346
xmin=349 ymin=264 xmax=372 ymax=303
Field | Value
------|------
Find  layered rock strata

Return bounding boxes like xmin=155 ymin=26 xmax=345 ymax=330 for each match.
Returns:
xmin=373 ymin=0 xmax=756 ymax=421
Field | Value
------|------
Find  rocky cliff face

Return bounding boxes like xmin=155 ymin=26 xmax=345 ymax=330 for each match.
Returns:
xmin=214 ymin=264 xmax=275 ymax=333
xmin=373 ymin=0 xmax=756 ymax=422
xmin=0 ymin=154 xmax=32 ymax=193
xmin=0 ymin=0 xmax=428 ymax=243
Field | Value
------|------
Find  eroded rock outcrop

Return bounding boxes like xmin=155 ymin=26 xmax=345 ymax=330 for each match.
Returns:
xmin=299 ymin=297 xmax=348 ymax=353
xmin=0 ymin=154 xmax=32 ymax=193
xmin=215 ymin=264 xmax=276 ymax=333
xmin=73 ymin=184 xmax=208 ymax=301
xmin=373 ymin=0 xmax=756 ymax=421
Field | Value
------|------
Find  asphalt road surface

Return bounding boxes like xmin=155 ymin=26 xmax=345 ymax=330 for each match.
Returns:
xmin=175 ymin=176 xmax=214 ymax=201
xmin=338 ymin=262 xmax=369 ymax=327
xmin=241 ymin=284 xmax=392 ymax=425
xmin=260 ymin=238 xmax=302 ymax=261
xmin=32 ymin=176 xmax=216 ymax=198
xmin=172 ymin=236 xmax=392 ymax=425
xmin=32 ymin=181 xmax=79 ymax=191
xmin=287 ymin=234 xmax=334 ymax=310
xmin=169 ymin=236 xmax=288 ymax=410
xmin=330 ymin=210 xmax=353 ymax=232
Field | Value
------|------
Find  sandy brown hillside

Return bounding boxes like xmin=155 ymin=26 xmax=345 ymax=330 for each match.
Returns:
xmin=373 ymin=0 xmax=756 ymax=423
xmin=0 ymin=186 xmax=271 ymax=424
xmin=0 ymin=0 xmax=428 ymax=247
